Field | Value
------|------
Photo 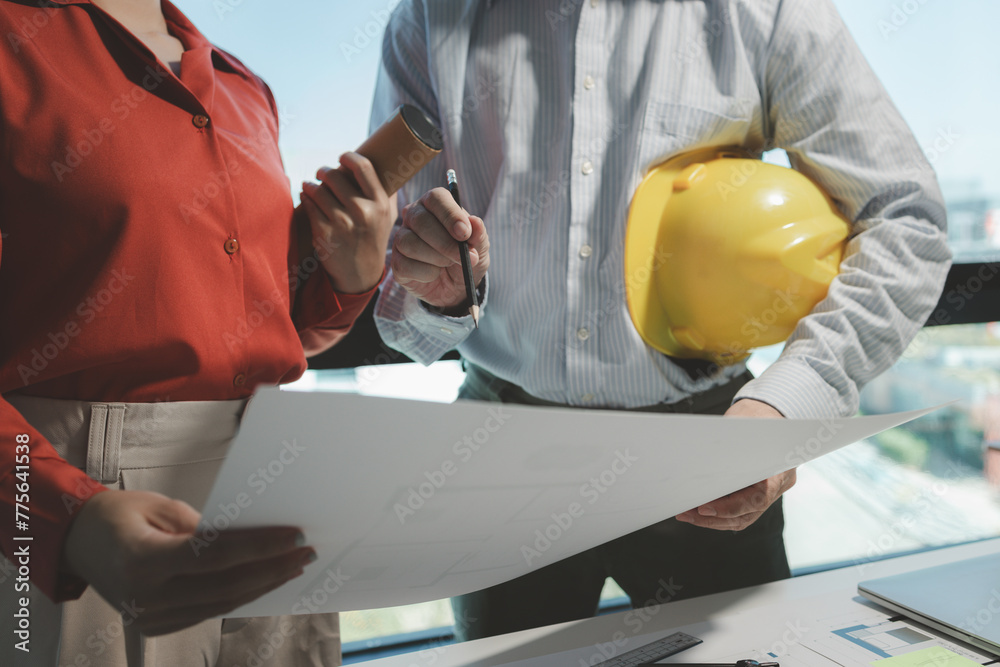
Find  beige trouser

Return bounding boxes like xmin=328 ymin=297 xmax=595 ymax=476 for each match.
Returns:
xmin=0 ymin=394 xmax=340 ymax=667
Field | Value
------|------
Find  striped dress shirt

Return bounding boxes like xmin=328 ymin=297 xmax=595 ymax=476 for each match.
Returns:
xmin=372 ymin=0 xmax=951 ymax=418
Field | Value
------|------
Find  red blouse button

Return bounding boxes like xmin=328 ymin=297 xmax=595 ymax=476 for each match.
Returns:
xmin=224 ymin=238 xmax=239 ymax=255
xmin=193 ymin=114 xmax=210 ymax=128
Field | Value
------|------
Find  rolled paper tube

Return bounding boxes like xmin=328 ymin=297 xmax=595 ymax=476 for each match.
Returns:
xmin=356 ymin=104 xmax=444 ymax=194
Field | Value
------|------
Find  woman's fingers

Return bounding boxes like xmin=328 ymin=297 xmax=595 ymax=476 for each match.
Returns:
xmin=337 ymin=151 xmax=386 ymax=203
xmin=138 ymin=561 xmax=308 ymax=636
xmin=149 ymin=545 xmax=314 ymax=613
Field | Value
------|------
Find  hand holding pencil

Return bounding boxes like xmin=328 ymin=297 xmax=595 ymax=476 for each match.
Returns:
xmin=389 ymin=177 xmax=490 ymax=320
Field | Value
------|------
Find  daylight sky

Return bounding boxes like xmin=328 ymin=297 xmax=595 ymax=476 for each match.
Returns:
xmin=172 ymin=0 xmax=1000 ymax=200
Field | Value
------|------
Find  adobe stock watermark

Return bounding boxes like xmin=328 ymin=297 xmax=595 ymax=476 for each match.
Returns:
xmin=340 ymin=0 xmax=402 ymax=62
xmin=59 ymin=600 xmax=145 ymax=665
xmin=878 ymin=0 xmax=934 ymax=40
xmin=748 ymin=619 xmax=810 ymax=663
xmin=545 ymin=0 xmax=586 ymax=31
xmin=511 ymin=170 xmax=570 ymax=233
xmin=216 ymin=197 xmax=360 ymax=339
xmin=621 ymin=578 xmax=683 ymax=634
xmin=352 ymin=336 xmax=416 ymax=391
xmin=740 ymin=287 xmax=800 ymax=347
xmin=223 ymin=288 xmax=287 ymax=352
xmin=723 ymin=273 xmax=828 ymax=361
xmin=393 ymin=406 xmax=514 ymax=524
xmin=577 ymin=577 xmax=684 ymax=667
xmin=288 ymin=565 xmax=351 ymax=615
xmin=50 ymin=63 xmax=172 ymax=182
xmin=408 ymin=609 xmax=478 ymax=667
xmin=852 ymin=479 xmax=949 ymax=574
xmin=674 ymin=7 xmax=735 ymax=64
xmin=715 ymin=158 xmax=762 ymax=202
xmin=340 ymin=326 xmax=418 ymax=395
xmin=190 ymin=439 xmax=306 ymax=555
xmin=899 ymin=125 xmax=960 ymax=185
xmin=901 ymin=259 xmax=993 ymax=363
xmin=17 ymin=268 xmax=136 ymax=385
xmin=935 ymin=261 xmax=997 ymax=319
xmin=6 ymin=0 xmax=58 ymax=55
xmin=179 ymin=109 xmax=295 ymax=224
xmin=964 ymin=589 xmax=1000 ymax=639
xmin=563 ymin=246 xmax=672 ymax=353
xmin=233 ymin=619 xmax=299 ymax=667
xmin=512 ymin=121 xmax=628 ymax=233
xmin=440 ymin=73 xmax=503 ymax=134
xmin=213 ymin=0 xmax=252 ymax=21
xmin=521 ymin=449 xmax=639 ymax=566
xmin=784 ymin=418 xmax=845 ymax=467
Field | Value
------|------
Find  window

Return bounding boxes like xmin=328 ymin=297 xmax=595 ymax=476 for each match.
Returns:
xmin=781 ymin=324 xmax=1000 ymax=573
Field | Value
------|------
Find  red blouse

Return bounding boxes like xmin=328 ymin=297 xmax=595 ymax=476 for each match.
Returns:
xmin=0 ymin=0 xmax=377 ymax=601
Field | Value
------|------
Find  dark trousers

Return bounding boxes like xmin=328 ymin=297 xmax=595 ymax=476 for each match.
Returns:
xmin=451 ymin=365 xmax=791 ymax=641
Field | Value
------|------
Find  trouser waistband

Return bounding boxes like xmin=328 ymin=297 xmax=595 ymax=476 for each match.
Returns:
xmin=4 ymin=394 xmax=247 ymax=484
xmin=462 ymin=364 xmax=753 ymax=414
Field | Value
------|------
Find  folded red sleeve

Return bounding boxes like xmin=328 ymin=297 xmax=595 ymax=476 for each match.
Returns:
xmin=1 ymin=398 xmax=108 ymax=602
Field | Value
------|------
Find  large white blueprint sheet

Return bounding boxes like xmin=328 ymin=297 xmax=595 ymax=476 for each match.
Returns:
xmin=200 ymin=387 xmax=941 ymax=617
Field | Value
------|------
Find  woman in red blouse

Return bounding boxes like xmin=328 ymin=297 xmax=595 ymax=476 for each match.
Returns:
xmin=0 ymin=0 xmax=392 ymax=663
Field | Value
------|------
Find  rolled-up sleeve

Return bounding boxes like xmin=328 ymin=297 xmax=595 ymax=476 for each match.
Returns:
xmin=1 ymin=397 xmax=106 ymax=602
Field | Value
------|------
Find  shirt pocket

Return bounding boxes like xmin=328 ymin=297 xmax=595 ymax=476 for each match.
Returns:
xmin=636 ymin=100 xmax=753 ymax=174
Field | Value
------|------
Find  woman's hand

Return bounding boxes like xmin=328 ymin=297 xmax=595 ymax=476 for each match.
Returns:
xmin=62 ymin=489 xmax=314 ymax=636
xmin=300 ymin=152 xmax=396 ymax=294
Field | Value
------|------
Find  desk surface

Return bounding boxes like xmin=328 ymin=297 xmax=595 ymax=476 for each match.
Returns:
xmin=364 ymin=538 xmax=1000 ymax=667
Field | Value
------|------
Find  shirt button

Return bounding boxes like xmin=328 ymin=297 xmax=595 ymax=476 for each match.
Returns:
xmin=581 ymin=160 xmax=594 ymax=176
xmin=582 ymin=393 xmax=595 ymax=403
xmin=193 ymin=114 xmax=210 ymax=128
xmin=224 ymin=238 xmax=240 ymax=254
xmin=583 ymin=75 xmax=595 ymax=90
xmin=579 ymin=244 xmax=593 ymax=259
xmin=577 ymin=327 xmax=590 ymax=342
xmin=233 ymin=373 xmax=247 ymax=388
xmin=590 ymin=0 xmax=598 ymax=7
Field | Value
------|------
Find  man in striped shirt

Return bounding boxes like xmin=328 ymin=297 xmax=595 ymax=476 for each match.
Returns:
xmin=372 ymin=0 xmax=950 ymax=639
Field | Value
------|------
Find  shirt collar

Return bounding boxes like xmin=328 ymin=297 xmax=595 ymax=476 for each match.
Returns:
xmin=44 ymin=0 xmax=249 ymax=78
xmin=161 ymin=0 xmax=212 ymax=51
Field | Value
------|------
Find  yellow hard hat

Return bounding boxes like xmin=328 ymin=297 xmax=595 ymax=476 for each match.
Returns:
xmin=624 ymin=147 xmax=851 ymax=366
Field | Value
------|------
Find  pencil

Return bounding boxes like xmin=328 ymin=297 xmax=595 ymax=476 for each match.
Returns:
xmin=446 ymin=169 xmax=480 ymax=328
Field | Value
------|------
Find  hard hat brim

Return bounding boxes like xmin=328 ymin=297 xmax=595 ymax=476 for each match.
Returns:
xmin=625 ymin=148 xmax=737 ymax=362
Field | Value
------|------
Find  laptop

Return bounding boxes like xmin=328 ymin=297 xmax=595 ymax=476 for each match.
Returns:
xmin=858 ymin=552 xmax=1000 ymax=656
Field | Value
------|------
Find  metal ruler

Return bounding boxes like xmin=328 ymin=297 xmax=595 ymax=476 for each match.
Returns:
xmin=598 ymin=631 xmax=703 ymax=666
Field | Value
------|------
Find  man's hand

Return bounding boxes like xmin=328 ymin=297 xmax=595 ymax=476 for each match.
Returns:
xmin=300 ymin=152 xmax=396 ymax=294
xmin=675 ymin=398 xmax=797 ymax=531
xmin=389 ymin=187 xmax=490 ymax=310
xmin=62 ymin=489 xmax=315 ymax=637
